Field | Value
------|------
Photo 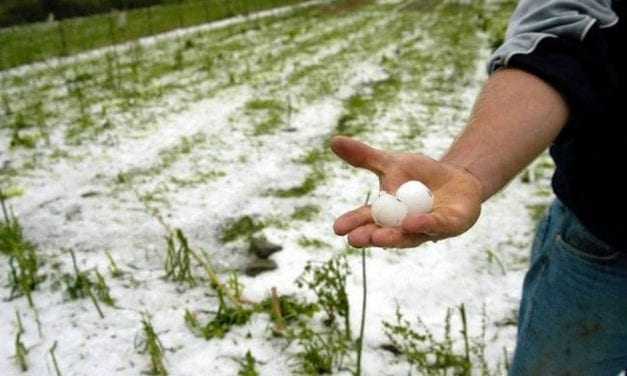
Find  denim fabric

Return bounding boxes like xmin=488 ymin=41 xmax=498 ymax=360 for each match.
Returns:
xmin=510 ymin=199 xmax=627 ymax=376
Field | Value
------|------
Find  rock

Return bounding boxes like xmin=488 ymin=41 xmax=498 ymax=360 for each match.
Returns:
xmin=249 ymin=236 xmax=282 ymax=259
xmin=245 ymin=258 xmax=278 ymax=277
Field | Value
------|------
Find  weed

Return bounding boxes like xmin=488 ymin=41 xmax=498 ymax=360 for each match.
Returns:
xmin=256 ymin=292 xmax=319 ymax=327
xmin=296 ymin=256 xmax=352 ymax=341
xmin=297 ymin=237 xmax=330 ymax=249
xmin=63 ymin=249 xmax=115 ymax=318
xmin=291 ymin=205 xmax=321 ymax=221
xmin=288 ymin=323 xmax=351 ymax=375
xmin=164 ymin=229 xmax=196 ymax=286
xmin=382 ymin=304 xmax=495 ymax=375
xmin=243 ymin=98 xmax=286 ymax=135
xmin=1 ymin=193 xmax=42 ymax=307
xmin=105 ymin=250 xmax=124 ymax=278
xmin=268 ymin=168 xmax=325 ymax=198
xmin=237 ymin=350 xmax=260 ymax=376
xmin=186 ymin=281 xmax=254 ymax=340
xmin=139 ymin=314 xmax=168 ymax=376
xmin=220 ymin=215 xmax=266 ymax=243
xmin=227 ymin=271 xmax=244 ymax=302
xmin=14 ymin=310 xmax=28 ymax=371
xmin=94 ymin=270 xmax=116 ymax=307
xmin=185 ymin=288 xmax=254 ymax=340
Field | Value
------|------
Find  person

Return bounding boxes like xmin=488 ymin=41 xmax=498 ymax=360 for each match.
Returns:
xmin=331 ymin=0 xmax=627 ymax=374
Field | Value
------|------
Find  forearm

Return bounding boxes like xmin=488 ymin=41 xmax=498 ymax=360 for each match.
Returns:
xmin=441 ymin=68 xmax=569 ymax=201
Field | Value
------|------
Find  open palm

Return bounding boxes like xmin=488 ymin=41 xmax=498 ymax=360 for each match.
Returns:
xmin=331 ymin=136 xmax=483 ymax=248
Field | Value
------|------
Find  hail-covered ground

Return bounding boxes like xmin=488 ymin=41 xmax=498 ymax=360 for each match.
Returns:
xmin=0 ymin=1 xmax=556 ymax=375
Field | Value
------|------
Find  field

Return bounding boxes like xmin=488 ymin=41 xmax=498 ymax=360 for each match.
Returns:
xmin=0 ymin=0 xmax=559 ymax=374
xmin=0 ymin=0 xmax=304 ymax=70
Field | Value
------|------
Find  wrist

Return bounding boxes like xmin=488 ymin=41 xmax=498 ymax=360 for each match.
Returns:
xmin=439 ymin=158 xmax=486 ymax=202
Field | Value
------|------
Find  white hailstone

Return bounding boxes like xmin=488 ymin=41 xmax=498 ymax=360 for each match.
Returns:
xmin=395 ymin=180 xmax=433 ymax=215
xmin=371 ymin=192 xmax=408 ymax=228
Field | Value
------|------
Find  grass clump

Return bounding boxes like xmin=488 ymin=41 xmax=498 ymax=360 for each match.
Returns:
xmin=256 ymin=292 xmax=319 ymax=330
xmin=291 ymin=205 xmax=320 ymax=221
xmin=1 ymin=192 xmax=42 ymax=307
xmin=297 ymin=237 xmax=330 ymax=249
xmin=382 ymin=304 xmax=497 ymax=375
xmin=237 ymin=350 xmax=260 ymax=376
xmin=243 ymin=98 xmax=286 ymax=135
xmin=139 ymin=314 xmax=168 ymax=376
xmin=284 ymin=256 xmax=354 ymax=374
xmin=185 ymin=287 xmax=254 ymax=340
xmin=164 ymin=229 xmax=196 ymax=286
xmin=268 ymin=168 xmax=325 ymax=198
xmin=105 ymin=250 xmax=124 ymax=278
xmin=220 ymin=215 xmax=266 ymax=243
xmin=63 ymin=249 xmax=115 ymax=319
xmin=296 ymin=256 xmax=352 ymax=341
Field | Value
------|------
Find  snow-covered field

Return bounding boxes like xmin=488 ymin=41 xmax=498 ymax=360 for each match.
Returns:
xmin=0 ymin=0 xmax=556 ymax=374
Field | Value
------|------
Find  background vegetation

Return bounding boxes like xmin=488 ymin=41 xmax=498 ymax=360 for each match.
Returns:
xmin=0 ymin=0 xmax=304 ymax=70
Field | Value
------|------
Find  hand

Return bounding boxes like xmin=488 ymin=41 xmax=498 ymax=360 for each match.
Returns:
xmin=331 ymin=136 xmax=483 ymax=248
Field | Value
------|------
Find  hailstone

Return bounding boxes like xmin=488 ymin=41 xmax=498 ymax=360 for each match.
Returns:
xmin=395 ymin=180 xmax=433 ymax=215
xmin=371 ymin=192 xmax=408 ymax=227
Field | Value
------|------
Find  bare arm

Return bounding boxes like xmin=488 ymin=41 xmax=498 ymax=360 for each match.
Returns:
xmin=331 ymin=68 xmax=569 ymax=248
xmin=441 ymin=68 xmax=569 ymax=201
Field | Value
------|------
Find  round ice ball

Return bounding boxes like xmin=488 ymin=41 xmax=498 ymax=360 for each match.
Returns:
xmin=396 ymin=180 xmax=433 ymax=215
xmin=371 ymin=192 xmax=408 ymax=227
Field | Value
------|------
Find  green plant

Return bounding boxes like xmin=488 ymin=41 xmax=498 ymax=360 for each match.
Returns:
xmin=382 ymin=304 xmax=496 ymax=375
xmin=291 ymin=205 xmax=320 ymax=221
xmin=105 ymin=250 xmax=124 ymax=278
xmin=185 ymin=286 xmax=254 ymax=340
xmin=296 ymin=256 xmax=352 ymax=341
xmin=256 ymin=293 xmax=319 ymax=326
xmin=63 ymin=249 xmax=115 ymax=318
xmin=268 ymin=168 xmax=325 ymax=198
xmin=288 ymin=323 xmax=351 ymax=375
xmin=237 ymin=350 xmax=260 ymax=376
xmin=297 ymin=237 xmax=330 ymax=249
xmin=164 ymin=229 xmax=196 ymax=286
xmin=14 ymin=310 xmax=28 ymax=371
xmin=220 ymin=215 xmax=266 ymax=243
xmin=139 ymin=314 xmax=168 ymax=376
xmin=2 ymin=192 xmax=42 ymax=307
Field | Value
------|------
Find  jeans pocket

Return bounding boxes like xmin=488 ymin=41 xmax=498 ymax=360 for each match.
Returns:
xmin=555 ymin=233 xmax=622 ymax=266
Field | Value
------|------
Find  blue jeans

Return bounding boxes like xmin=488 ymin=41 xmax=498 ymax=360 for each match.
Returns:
xmin=510 ymin=199 xmax=627 ymax=376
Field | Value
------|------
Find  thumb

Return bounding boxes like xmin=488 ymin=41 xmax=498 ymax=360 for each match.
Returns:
xmin=330 ymin=136 xmax=390 ymax=174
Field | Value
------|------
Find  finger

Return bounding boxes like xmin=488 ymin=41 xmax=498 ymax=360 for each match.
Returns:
xmin=334 ymin=206 xmax=373 ymax=235
xmin=347 ymin=223 xmax=379 ymax=248
xmin=330 ymin=135 xmax=390 ymax=174
xmin=371 ymin=227 xmax=430 ymax=248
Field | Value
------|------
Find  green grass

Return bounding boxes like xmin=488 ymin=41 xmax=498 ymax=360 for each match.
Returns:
xmin=243 ymin=98 xmax=286 ymax=135
xmin=290 ymin=205 xmax=320 ymax=221
xmin=140 ymin=314 xmax=168 ymax=376
xmin=63 ymin=248 xmax=115 ymax=318
xmin=219 ymin=215 xmax=267 ymax=243
xmin=164 ymin=229 xmax=196 ymax=286
xmin=1 ymin=192 xmax=42 ymax=308
xmin=237 ymin=350 xmax=260 ymax=376
xmin=0 ymin=0 xmax=305 ymax=70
